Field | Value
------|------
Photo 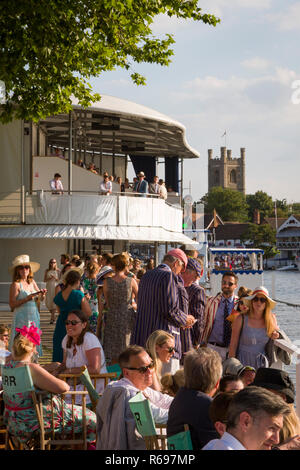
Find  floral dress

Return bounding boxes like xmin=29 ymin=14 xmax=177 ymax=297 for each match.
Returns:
xmin=82 ymin=276 xmax=99 ymax=334
xmin=3 ymin=359 xmax=97 ymax=443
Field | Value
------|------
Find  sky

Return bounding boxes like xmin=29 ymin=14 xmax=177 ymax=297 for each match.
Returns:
xmin=89 ymin=0 xmax=300 ymax=204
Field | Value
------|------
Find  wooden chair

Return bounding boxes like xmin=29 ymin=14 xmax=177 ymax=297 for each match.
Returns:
xmin=58 ymin=367 xmax=117 ymax=412
xmin=167 ymin=424 xmax=193 ymax=450
xmin=2 ymin=365 xmax=89 ymax=450
xmin=128 ymin=391 xmax=167 ymax=450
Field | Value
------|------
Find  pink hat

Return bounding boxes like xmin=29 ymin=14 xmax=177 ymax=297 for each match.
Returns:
xmin=167 ymin=249 xmax=188 ymax=272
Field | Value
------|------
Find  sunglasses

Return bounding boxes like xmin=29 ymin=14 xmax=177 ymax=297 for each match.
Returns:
xmin=163 ymin=347 xmax=176 ymax=353
xmin=65 ymin=320 xmax=82 ymax=326
xmin=253 ymin=297 xmax=267 ymax=303
xmin=126 ymin=362 xmax=155 ymax=374
xmin=18 ymin=265 xmax=30 ymax=270
xmin=238 ymin=300 xmax=245 ymax=306
xmin=222 ymin=281 xmax=235 ymax=286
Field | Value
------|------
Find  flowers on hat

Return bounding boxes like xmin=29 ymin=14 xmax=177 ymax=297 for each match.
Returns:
xmin=15 ymin=322 xmax=42 ymax=346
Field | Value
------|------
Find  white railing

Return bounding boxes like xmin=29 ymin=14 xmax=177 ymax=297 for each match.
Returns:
xmin=274 ymin=338 xmax=300 ymax=417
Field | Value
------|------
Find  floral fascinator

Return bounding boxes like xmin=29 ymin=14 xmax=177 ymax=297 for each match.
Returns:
xmin=15 ymin=322 xmax=42 ymax=346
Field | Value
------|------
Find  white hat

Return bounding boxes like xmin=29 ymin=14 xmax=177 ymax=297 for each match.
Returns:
xmin=243 ymin=286 xmax=276 ymax=310
xmin=9 ymin=254 xmax=40 ymax=274
xmin=138 ymin=171 xmax=145 ymax=177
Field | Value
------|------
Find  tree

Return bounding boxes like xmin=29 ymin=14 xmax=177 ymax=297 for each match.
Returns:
xmin=201 ymin=186 xmax=248 ymax=222
xmin=240 ymin=223 xmax=278 ymax=259
xmin=0 ymin=1 xmax=219 ymax=123
xmin=246 ymin=191 xmax=274 ymax=221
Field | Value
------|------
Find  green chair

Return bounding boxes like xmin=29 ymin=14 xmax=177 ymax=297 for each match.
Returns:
xmin=129 ymin=392 xmax=166 ymax=450
xmin=2 ymin=365 xmax=49 ymax=449
xmin=79 ymin=367 xmax=100 ymax=410
xmin=167 ymin=424 xmax=193 ymax=450
xmin=2 ymin=365 xmax=89 ymax=450
xmin=107 ymin=363 xmax=122 ymax=380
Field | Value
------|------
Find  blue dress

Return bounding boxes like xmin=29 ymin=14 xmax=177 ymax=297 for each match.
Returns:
xmin=9 ymin=282 xmax=42 ymax=357
xmin=52 ymin=290 xmax=84 ymax=362
xmin=237 ymin=316 xmax=270 ymax=369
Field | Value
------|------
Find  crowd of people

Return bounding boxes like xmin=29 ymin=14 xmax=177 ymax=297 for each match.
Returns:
xmin=49 ymin=167 xmax=169 ymax=200
xmin=1 ymin=246 xmax=299 ymax=451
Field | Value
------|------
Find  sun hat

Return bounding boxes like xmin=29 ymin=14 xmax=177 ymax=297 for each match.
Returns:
xmin=186 ymin=258 xmax=203 ymax=277
xmin=243 ymin=286 xmax=276 ymax=310
xmin=97 ymin=266 xmax=114 ymax=286
xmin=9 ymin=254 xmax=40 ymax=274
xmin=222 ymin=357 xmax=256 ymax=377
xmin=167 ymin=248 xmax=188 ymax=272
xmin=61 ymin=266 xmax=84 ymax=283
xmin=251 ymin=367 xmax=295 ymax=404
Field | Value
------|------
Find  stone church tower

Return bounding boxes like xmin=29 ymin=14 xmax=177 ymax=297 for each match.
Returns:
xmin=208 ymin=147 xmax=245 ymax=194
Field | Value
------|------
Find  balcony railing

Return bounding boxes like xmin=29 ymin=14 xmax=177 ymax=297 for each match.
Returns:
xmin=0 ymin=191 xmax=182 ymax=233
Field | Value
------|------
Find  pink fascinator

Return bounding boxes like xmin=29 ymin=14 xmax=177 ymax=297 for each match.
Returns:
xmin=15 ymin=322 xmax=42 ymax=346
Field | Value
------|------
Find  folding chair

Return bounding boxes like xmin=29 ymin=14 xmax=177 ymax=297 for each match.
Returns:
xmin=2 ymin=365 xmax=89 ymax=450
xmin=58 ymin=366 xmax=117 ymax=412
xmin=129 ymin=392 xmax=167 ymax=450
xmin=167 ymin=424 xmax=193 ymax=450
xmin=106 ymin=363 xmax=122 ymax=380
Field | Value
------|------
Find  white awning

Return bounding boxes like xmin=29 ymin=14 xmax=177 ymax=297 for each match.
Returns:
xmin=0 ymin=225 xmax=197 ymax=245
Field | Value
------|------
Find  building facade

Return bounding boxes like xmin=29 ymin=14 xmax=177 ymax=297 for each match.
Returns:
xmin=208 ymin=147 xmax=245 ymax=194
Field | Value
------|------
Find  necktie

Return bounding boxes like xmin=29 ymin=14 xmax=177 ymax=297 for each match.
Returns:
xmin=223 ymin=299 xmax=231 ymax=347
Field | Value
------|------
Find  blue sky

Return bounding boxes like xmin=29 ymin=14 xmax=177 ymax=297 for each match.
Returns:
xmin=90 ymin=0 xmax=300 ymax=204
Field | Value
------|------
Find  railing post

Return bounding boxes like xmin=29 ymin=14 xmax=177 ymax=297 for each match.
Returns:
xmin=296 ymin=351 xmax=300 ymax=418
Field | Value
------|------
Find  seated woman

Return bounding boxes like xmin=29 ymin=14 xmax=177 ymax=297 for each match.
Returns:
xmin=145 ymin=330 xmax=176 ymax=392
xmin=161 ymin=369 xmax=185 ymax=397
xmin=3 ymin=323 xmax=96 ymax=445
xmin=59 ymin=309 xmax=107 ymax=404
xmin=0 ymin=325 xmax=10 ymax=350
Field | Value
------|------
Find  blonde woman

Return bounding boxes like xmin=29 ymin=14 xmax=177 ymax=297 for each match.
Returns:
xmin=228 ymin=286 xmax=279 ymax=369
xmin=145 ymin=330 xmax=176 ymax=392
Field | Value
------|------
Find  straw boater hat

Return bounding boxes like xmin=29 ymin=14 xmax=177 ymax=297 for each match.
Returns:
xmin=137 ymin=171 xmax=145 ymax=177
xmin=61 ymin=266 xmax=84 ymax=283
xmin=243 ymin=286 xmax=276 ymax=310
xmin=9 ymin=254 xmax=40 ymax=274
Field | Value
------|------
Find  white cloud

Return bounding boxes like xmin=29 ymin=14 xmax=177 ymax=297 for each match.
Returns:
xmin=268 ymin=3 xmax=300 ymax=31
xmin=241 ymin=57 xmax=271 ymax=71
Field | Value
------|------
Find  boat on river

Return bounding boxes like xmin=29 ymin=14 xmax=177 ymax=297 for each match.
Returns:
xmin=208 ymin=247 xmax=264 ymax=296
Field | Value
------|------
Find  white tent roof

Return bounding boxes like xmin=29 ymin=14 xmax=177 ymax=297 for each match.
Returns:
xmin=0 ymin=225 xmax=197 ymax=245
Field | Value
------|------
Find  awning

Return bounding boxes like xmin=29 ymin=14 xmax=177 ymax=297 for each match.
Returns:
xmin=0 ymin=225 xmax=197 ymax=245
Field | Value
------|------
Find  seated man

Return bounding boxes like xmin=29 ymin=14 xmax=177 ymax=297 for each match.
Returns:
xmin=167 ymin=347 xmax=221 ymax=449
xmin=96 ymin=345 xmax=173 ymax=450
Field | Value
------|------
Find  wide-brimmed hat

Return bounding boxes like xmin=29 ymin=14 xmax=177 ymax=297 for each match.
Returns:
xmin=252 ymin=367 xmax=295 ymax=404
xmin=167 ymin=248 xmax=188 ymax=272
xmin=222 ymin=357 xmax=256 ymax=377
xmin=61 ymin=266 xmax=84 ymax=283
xmin=9 ymin=254 xmax=40 ymax=274
xmin=243 ymin=286 xmax=276 ymax=310
xmin=97 ymin=266 xmax=114 ymax=286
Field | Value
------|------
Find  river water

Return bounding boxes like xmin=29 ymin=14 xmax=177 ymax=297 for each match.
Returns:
xmin=261 ymin=270 xmax=300 ymax=385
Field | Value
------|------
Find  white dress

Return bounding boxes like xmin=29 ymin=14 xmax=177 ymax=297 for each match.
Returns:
xmin=45 ymin=269 xmax=60 ymax=310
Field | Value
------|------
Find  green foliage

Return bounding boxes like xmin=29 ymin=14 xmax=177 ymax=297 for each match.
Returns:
xmin=246 ymin=191 xmax=274 ymax=221
xmin=201 ymin=186 xmax=248 ymax=222
xmin=0 ymin=0 xmax=219 ymax=122
xmin=240 ymin=223 xmax=278 ymax=258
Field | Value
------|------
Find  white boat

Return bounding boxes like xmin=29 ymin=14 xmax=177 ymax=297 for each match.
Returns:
xmin=276 ymin=264 xmax=298 ymax=271
xmin=208 ymin=247 xmax=264 ymax=296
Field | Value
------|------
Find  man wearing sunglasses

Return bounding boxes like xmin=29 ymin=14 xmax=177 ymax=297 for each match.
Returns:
xmin=131 ymin=249 xmax=196 ymax=374
xmin=96 ymin=346 xmax=173 ymax=450
xmin=201 ymin=271 xmax=238 ymax=361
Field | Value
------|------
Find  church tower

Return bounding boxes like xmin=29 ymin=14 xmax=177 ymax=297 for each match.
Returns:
xmin=208 ymin=147 xmax=245 ymax=194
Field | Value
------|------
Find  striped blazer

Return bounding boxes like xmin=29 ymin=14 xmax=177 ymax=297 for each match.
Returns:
xmin=131 ymin=265 xmax=188 ymax=359
xmin=185 ymin=283 xmax=207 ymax=347
xmin=200 ymin=293 xmax=238 ymax=344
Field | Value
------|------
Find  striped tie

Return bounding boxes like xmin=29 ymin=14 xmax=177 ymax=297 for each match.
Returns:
xmin=223 ymin=299 xmax=231 ymax=347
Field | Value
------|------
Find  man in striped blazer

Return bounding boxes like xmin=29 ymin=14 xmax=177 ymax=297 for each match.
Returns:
xmin=180 ymin=257 xmax=207 ymax=357
xmin=201 ymin=271 xmax=238 ymax=361
xmin=131 ymin=249 xmax=196 ymax=372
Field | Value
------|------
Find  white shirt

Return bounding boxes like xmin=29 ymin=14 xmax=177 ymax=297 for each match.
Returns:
xmin=202 ymin=432 xmax=246 ymax=450
xmin=49 ymin=178 xmax=63 ymax=192
xmin=109 ymin=377 xmax=173 ymax=424
xmin=99 ymin=180 xmax=112 ymax=194
xmin=62 ymin=332 xmax=107 ymax=403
